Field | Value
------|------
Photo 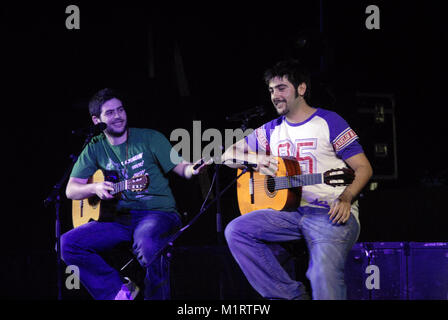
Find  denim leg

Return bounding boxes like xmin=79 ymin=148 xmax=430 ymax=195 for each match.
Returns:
xmin=300 ymin=207 xmax=360 ymax=300
xmin=131 ymin=211 xmax=181 ymax=300
xmin=224 ymin=209 xmax=308 ymax=300
xmin=60 ymin=221 xmax=132 ymax=300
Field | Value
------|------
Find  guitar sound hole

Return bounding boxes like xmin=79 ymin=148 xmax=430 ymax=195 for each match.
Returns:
xmin=88 ymin=196 xmax=100 ymax=207
xmin=266 ymin=176 xmax=276 ymax=194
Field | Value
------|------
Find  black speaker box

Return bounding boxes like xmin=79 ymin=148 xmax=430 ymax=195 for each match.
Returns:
xmin=345 ymin=242 xmax=448 ymax=300
xmin=407 ymin=242 xmax=448 ymax=300
xmin=345 ymin=242 xmax=369 ymax=300
xmin=345 ymin=242 xmax=407 ymax=300
xmin=171 ymin=242 xmax=448 ymax=300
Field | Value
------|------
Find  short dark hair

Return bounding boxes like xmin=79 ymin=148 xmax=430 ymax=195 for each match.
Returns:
xmin=88 ymin=88 xmax=121 ymax=118
xmin=263 ymin=59 xmax=311 ymax=101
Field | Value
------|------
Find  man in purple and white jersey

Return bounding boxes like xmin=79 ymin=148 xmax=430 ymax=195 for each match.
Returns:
xmin=222 ymin=60 xmax=373 ymax=300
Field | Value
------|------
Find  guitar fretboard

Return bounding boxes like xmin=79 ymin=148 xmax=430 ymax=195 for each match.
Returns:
xmin=112 ymin=180 xmax=128 ymax=195
xmin=272 ymin=173 xmax=323 ymax=190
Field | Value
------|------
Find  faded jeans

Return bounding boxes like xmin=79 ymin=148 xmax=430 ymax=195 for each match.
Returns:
xmin=224 ymin=206 xmax=359 ymax=300
xmin=60 ymin=210 xmax=181 ymax=300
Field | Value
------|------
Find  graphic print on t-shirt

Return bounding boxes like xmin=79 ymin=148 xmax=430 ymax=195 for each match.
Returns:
xmin=105 ymin=152 xmax=148 ymax=199
xmin=245 ymin=108 xmax=364 ymax=216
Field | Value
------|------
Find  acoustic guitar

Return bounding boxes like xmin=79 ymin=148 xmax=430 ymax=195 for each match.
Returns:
xmin=72 ymin=170 xmax=149 ymax=228
xmin=236 ymin=156 xmax=355 ymax=215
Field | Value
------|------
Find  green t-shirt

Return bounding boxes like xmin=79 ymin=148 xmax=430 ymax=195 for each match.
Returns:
xmin=70 ymin=128 xmax=183 ymax=213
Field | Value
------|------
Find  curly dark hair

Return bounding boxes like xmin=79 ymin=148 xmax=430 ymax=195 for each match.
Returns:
xmin=263 ymin=59 xmax=311 ymax=101
xmin=88 ymin=88 xmax=122 ymax=118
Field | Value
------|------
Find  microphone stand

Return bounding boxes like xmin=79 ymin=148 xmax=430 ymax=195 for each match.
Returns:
xmin=215 ymin=163 xmax=223 ymax=244
xmin=214 ymin=162 xmax=225 ymax=299
xmin=145 ymin=108 xmax=259 ymax=298
xmin=144 ymin=166 xmax=250 ymax=274
xmin=43 ymin=131 xmax=97 ymax=300
xmin=218 ymin=109 xmax=258 ymax=297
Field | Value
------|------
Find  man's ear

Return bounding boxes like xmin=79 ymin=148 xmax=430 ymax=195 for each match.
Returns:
xmin=297 ymin=82 xmax=307 ymax=97
xmin=92 ymin=116 xmax=100 ymax=125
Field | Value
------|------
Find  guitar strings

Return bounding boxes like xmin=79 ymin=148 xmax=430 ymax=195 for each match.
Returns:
xmin=248 ymin=174 xmax=323 ymax=190
xmin=246 ymin=171 xmax=349 ymax=187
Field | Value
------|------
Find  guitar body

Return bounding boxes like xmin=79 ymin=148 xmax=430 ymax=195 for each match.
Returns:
xmin=237 ymin=157 xmax=301 ymax=215
xmin=72 ymin=169 xmax=149 ymax=228
xmin=72 ymin=170 xmax=119 ymax=228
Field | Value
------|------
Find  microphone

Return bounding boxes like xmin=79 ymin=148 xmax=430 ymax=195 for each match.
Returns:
xmin=193 ymin=157 xmax=257 ymax=170
xmin=72 ymin=123 xmax=107 ymax=136
xmin=192 ymin=158 xmax=206 ymax=170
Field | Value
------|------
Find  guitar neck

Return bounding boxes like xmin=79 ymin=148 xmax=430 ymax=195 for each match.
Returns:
xmin=273 ymin=173 xmax=323 ymax=190
xmin=111 ymin=179 xmax=130 ymax=195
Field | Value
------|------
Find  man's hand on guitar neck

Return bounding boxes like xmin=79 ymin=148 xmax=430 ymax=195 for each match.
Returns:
xmin=94 ymin=181 xmax=115 ymax=200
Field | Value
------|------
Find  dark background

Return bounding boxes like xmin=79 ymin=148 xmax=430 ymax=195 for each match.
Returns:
xmin=1 ymin=1 xmax=447 ymax=299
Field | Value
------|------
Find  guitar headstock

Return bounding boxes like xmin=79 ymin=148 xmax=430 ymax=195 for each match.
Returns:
xmin=128 ymin=174 xmax=149 ymax=192
xmin=323 ymin=167 xmax=355 ymax=187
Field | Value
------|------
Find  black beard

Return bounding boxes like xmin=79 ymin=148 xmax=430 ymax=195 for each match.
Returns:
xmin=106 ymin=125 xmax=128 ymax=138
xmin=276 ymin=106 xmax=289 ymax=116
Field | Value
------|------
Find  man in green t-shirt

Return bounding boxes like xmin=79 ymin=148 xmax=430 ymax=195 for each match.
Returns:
xmin=62 ymin=88 xmax=205 ymax=300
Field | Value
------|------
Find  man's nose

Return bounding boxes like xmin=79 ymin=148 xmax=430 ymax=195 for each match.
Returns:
xmin=272 ymin=90 xmax=281 ymax=100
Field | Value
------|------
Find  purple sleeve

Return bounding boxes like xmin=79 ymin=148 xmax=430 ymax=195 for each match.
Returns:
xmin=245 ymin=133 xmax=257 ymax=152
xmin=245 ymin=126 xmax=268 ymax=153
xmin=324 ymin=111 xmax=364 ymax=160
xmin=244 ymin=117 xmax=282 ymax=153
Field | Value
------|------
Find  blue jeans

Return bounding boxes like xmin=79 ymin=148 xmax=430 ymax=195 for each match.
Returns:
xmin=224 ymin=206 xmax=360 ymax=300
xmin=60 ymin=210 xmax=181 ymax=300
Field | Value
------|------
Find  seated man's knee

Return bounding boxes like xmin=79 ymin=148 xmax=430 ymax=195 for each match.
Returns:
xmin=60 ymin=232 xmax=76 ymax=263
xmin=225 ymin=216 xmax=252 ymax=247
xmin=307 ymin=261 xmax=343 ymax=284
xmin=224 ymin=218 xmax=240 ymax=243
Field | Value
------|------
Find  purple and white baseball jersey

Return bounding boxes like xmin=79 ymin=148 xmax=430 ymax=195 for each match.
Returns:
xmin=245 ymin=108 xmax=364 ymax=219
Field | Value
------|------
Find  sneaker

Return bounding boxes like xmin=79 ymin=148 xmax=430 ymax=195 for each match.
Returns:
xmin=114 ymin=277 xmax=140 ymax=300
